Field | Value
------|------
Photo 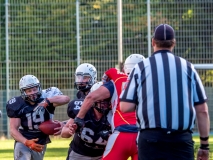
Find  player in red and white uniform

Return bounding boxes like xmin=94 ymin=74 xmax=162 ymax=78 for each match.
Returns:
xmin=75 ymin=54 xmax=145 ymax=160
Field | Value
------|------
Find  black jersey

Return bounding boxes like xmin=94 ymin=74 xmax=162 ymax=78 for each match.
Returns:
xmin=6 ymin=96 xmax=55 ymax=145
xmin=67 ymin=99 xmax=112 ymax=157
xmin=76 ymin=90 xmax=87 ymax=99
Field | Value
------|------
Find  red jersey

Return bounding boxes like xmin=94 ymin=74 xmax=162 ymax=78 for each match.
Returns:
xmin=104 ymin=68 xmax=136 ymax=130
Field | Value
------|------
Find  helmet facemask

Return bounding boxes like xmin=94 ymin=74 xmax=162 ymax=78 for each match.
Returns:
xmin=19 ymin=75 xmax=42 ymax=103
xmin=74 ymin=74 xmax=93 ymax=92
xmin=93 ymin=99 xmax=111 ymax=115
xmin=20 ymin=85 xmax=42 ymax=102
xmin=74 ymin=63 xmax=97 ymax=93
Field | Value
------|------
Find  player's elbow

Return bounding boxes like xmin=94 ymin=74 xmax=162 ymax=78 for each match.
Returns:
xmin=63 ymin=96 xmax=71 ymax=103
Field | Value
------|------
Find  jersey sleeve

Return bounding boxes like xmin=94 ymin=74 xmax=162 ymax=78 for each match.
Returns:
xmin=191 ymin=65 xmax=208 ymax=105
xmin=6 ymin=97 xmax=26 ymax=118
xmin=41 ymin=87 xmax=63 ymax=98
xmin=119 ymin=67 xmax=138 ymax=103
xmin=67 ymin=99 xmax=84 ymax=119
xmin=102 ymin=81 xmax=115 ymax=97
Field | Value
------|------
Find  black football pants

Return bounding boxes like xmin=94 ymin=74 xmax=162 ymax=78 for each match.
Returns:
xmin=138 ymin=129 xmax=194 ymax=160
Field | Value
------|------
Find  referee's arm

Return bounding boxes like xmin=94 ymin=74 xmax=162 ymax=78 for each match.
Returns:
xmin=120 ymin=102 xmax=136 ymax=113
xmin=195 ymin=102 xmax=210 ymax=144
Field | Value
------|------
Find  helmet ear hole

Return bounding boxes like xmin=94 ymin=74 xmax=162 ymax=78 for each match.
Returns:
xmin=124 ymin=54 xmax=145 ymax=74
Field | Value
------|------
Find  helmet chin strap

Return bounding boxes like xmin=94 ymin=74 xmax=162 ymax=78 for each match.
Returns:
xmin=78 ymin=85 xmax=91 ymax=92
xmin=25 ymin=92 xmax=42 ymax=103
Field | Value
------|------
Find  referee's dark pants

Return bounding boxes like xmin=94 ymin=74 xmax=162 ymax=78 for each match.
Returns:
xmin=138 ymin=128 xmax=194 ymax=160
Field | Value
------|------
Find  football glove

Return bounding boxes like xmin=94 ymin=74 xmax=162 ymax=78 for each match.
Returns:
xmin=33 ymin=98 xmax=51 ymax=113
xmin=74 ymin=117 xmax=85 ymax=132
xmin=98 ymin=130 xmax=112 ymax=141
xmin=24 ymin=138 xmax=44 ymax=152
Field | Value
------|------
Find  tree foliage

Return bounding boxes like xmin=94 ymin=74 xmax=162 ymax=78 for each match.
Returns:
xmin=0 ymin=0 xmax=212 ymax=90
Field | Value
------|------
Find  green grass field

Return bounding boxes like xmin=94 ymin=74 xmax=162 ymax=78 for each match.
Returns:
xmin=0 ymin=136 xmax=212 ymax=160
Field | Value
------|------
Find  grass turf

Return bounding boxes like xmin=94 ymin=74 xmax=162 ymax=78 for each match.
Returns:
xmin=0 ymin=136 xmax=212 ymax=160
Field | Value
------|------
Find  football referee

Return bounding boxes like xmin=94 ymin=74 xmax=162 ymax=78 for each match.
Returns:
xmin=120 ymin=24 xmax=210 ymax=160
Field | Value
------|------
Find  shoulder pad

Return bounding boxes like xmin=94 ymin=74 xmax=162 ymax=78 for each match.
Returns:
xmin=6 ymin=96 xmax=29 ymax=118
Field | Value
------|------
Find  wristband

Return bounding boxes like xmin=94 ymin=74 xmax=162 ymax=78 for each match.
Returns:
xmin=200 ymin=144 xmax=209 ymax=150
xmin=74 ymin=117 xmax=85 ymax=132
xmin=45 ymin=98 xmax=51 ymax=105
xmin=200 ymin=136 xmax=209 ymax=141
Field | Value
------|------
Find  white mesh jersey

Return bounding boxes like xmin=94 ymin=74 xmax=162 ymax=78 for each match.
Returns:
xmin=41 ymin=87 xmax=63 ymax=98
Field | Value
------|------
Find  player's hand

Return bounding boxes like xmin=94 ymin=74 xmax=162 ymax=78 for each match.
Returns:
xmin=74 ymin=117 xmax=85 ymax=132
xmin=197 ymin=144 xmax=209 ymax=160
xmin=24 ymin=138 xmax=44 ymax=152
xmin=68 ymin=123 xmax=78 ymax=135
xmin=102 ymin=73 xmax=111 ymax=83
xmin=33 ymin=98 xmax=51 ymax=113
xmin=98 ymin=130 xmax=112 ymax=140
xmin=53 ymin=120 xmax=64 ymax=136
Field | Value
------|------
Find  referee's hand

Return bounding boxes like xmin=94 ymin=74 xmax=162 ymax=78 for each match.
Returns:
xmin=197 ymin=148 xmax=209 ymax=160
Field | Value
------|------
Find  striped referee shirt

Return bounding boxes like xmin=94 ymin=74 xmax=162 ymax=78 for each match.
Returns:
xmin=120 ymin=50 xmax=207 ymax=131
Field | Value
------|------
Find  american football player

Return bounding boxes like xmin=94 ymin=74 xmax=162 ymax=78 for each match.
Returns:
xmin=75 ymin=63 xmax=97 ymax=99
xmin=74 ymin=54 xmax=145 ymax=160
xmin=61 ymin=81 xmax=112 ymax=160
xmin=6 ymin=75 xmax=70 ymax=160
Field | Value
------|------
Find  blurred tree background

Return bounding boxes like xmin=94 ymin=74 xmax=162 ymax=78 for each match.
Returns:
xmin=0 ymin=0 xmax=212 ymax=90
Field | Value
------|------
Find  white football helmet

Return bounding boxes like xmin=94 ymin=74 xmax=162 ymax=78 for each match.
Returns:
xmin=90 ymin=81 xmax=111 ymax=114
xmin=19 ymin=75 xmax=42 ymax=102
xmin=123 ymin=54 xmax=145 ymax=74
xmin=75 ymin=63 xmax=97 ymax=92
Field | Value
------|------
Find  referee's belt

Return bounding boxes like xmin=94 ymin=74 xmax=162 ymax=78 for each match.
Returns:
xmin=140 ymin=128 xmax=192 ymax=135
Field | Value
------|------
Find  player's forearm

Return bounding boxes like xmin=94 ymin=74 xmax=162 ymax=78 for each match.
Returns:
xmin=10 ymin=128 xmax=27 ymax=144
xmin=76 ymin=96 xmax=94 ymax=119
xmin=195 ymin=103 xmax=210 ymax=144
xmin=48 ymin=95 xmax=70 ymax=107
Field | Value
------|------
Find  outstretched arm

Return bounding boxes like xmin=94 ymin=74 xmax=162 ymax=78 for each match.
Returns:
xmin=76 ymin=86 xmax=110 ymax=119
xmin=48 ymin=95 xmax=70 ymax=107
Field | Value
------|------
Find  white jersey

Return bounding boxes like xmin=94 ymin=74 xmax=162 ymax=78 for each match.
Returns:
xmin=41 ymin=87 xmax=63 ymax=98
